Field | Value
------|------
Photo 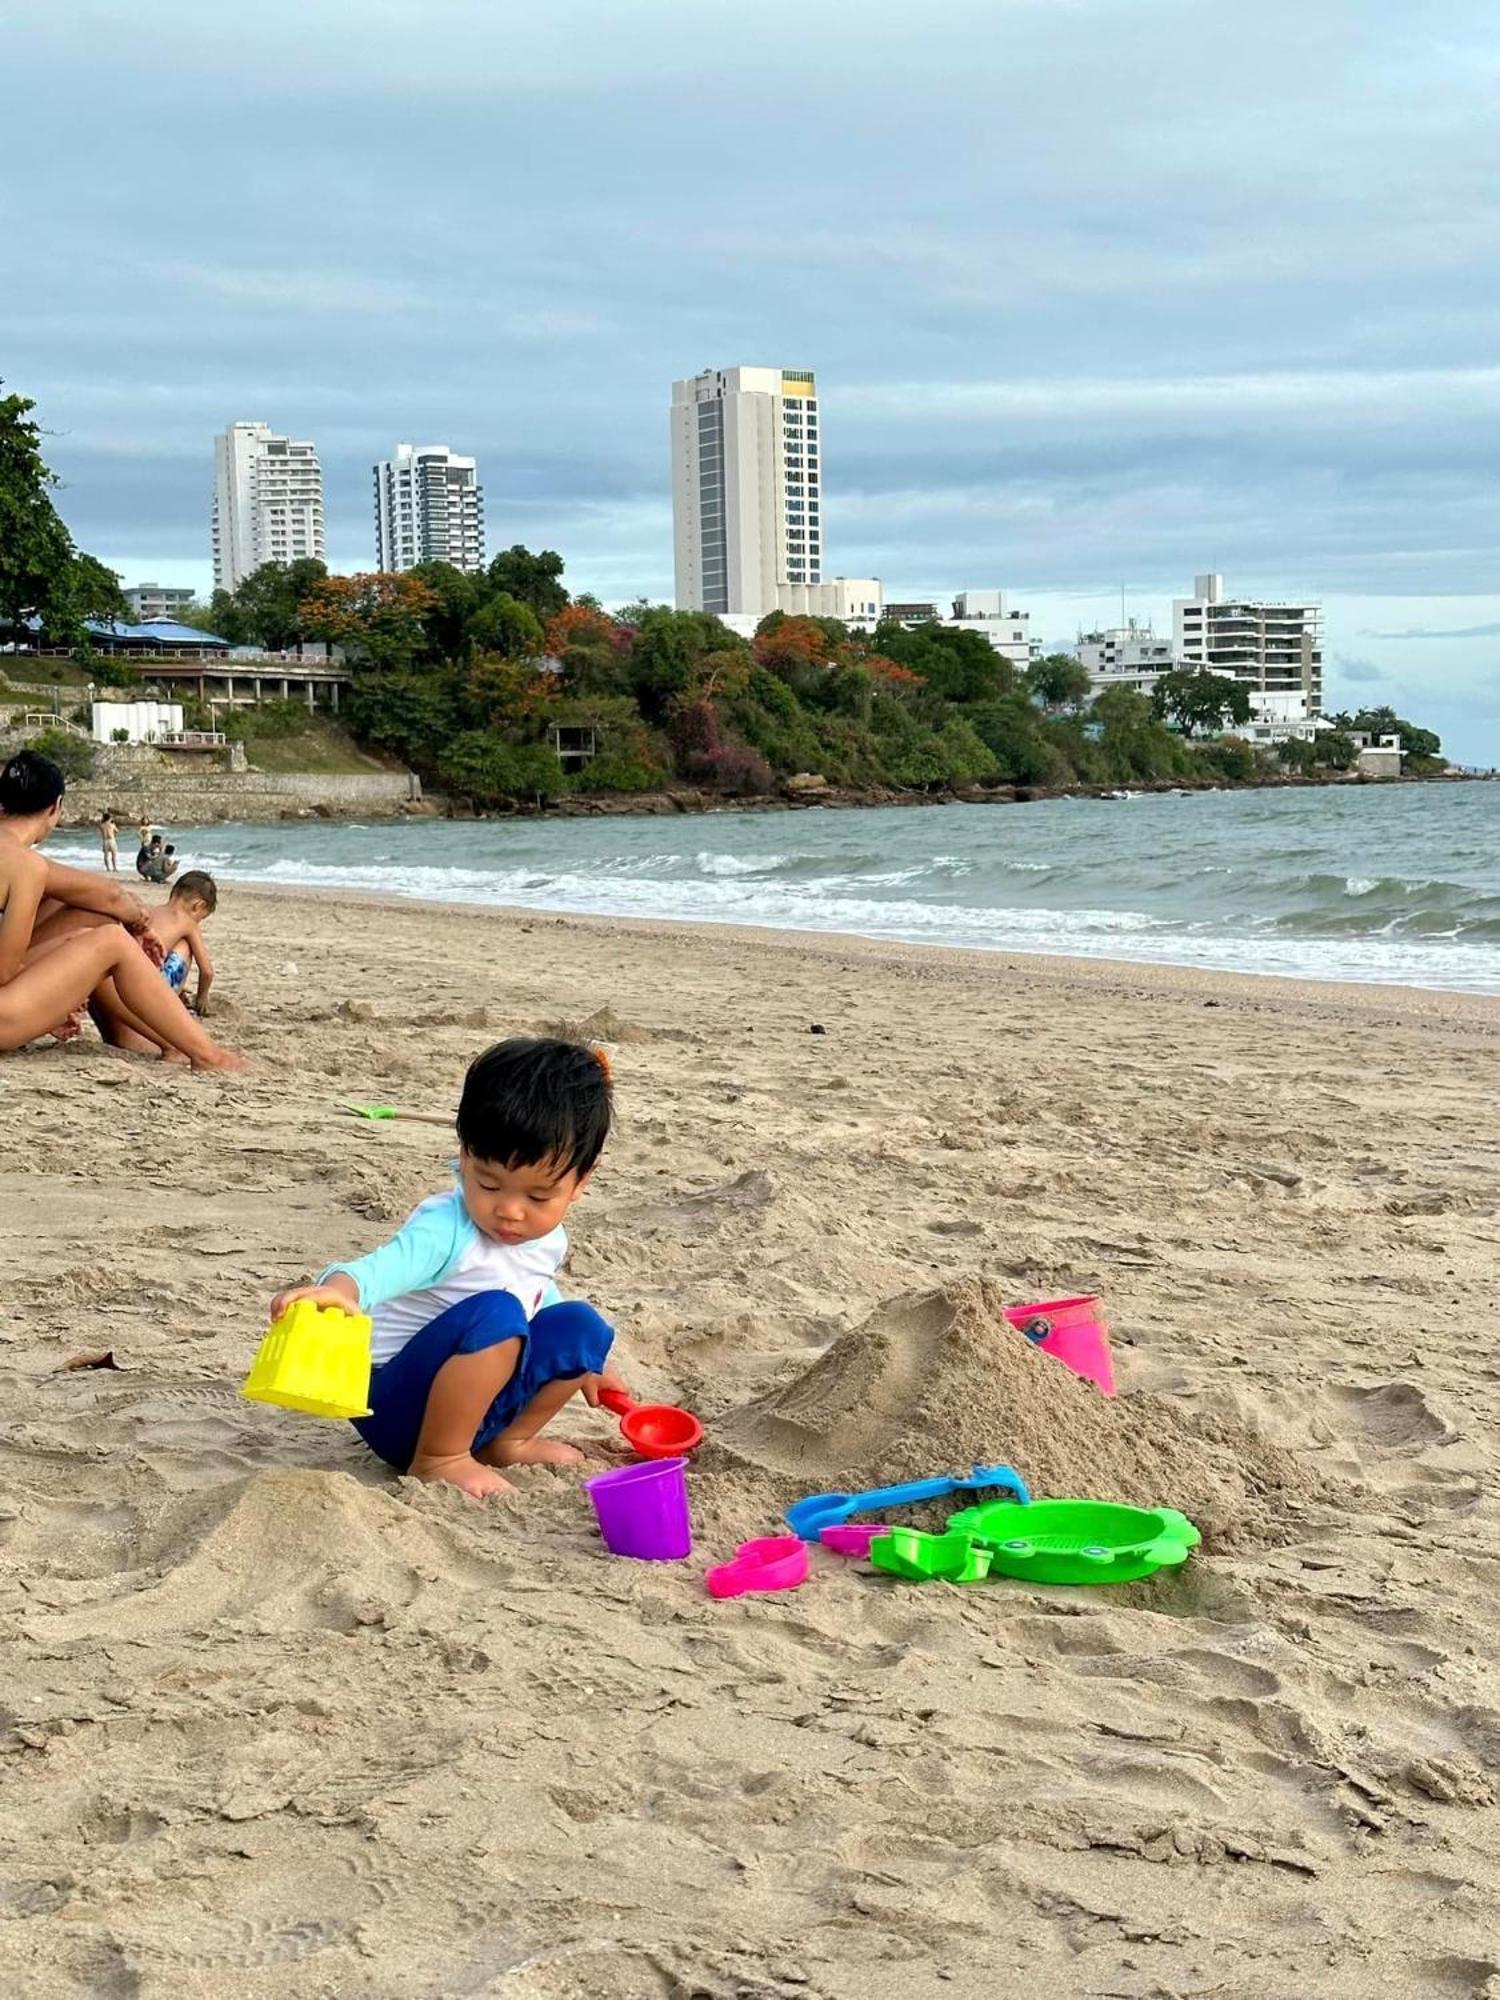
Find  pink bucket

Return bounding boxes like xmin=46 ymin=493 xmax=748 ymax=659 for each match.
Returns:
xmin=1003 ymin=1294 xmax=1117 ymax=1397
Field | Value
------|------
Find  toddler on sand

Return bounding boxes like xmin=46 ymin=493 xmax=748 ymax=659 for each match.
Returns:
xmin=272 ymin=1037 xmax=623 ymax=1497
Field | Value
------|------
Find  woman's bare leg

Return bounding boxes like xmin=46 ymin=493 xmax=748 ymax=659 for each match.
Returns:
xmin=88 ymin=979 xmax=184 ymax=1060
xmin=0 ymin=925 xmax=242 ymax=1069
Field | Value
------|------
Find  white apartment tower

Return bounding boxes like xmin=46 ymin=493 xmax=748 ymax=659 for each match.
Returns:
xmin=671 ymin=366 xmax=822 ymax=618
xmin=211 ymin=421 xmax=326 ymax=593
xmin=1173 ymin=573 xmax=1323 ymax=724
xmin=373 ymin=443 xmax=485 ymax=574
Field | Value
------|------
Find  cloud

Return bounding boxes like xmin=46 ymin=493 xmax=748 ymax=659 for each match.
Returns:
xmin=1328 ymin=654 xmax=1386 ymax=685
xmin=1367 ymin=621 xmax=1500 ymax=640
xmin=8 ymin=0 xmax=1500 ymax=764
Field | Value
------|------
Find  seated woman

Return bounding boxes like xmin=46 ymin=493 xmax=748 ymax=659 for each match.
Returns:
xmin=0 ymin=751 xmax=242 ymax=1070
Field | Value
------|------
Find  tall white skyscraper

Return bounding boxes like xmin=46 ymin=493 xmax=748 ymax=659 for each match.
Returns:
xmin=671 ymin=366 xmax=822 ymax=618
xmin=211 ymin=421 xmax=326 ymax=592
xmin=373 ymin=443 xmax=486 ymax=574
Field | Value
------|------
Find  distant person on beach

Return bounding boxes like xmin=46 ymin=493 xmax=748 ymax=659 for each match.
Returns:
xmin=271 ymin=1038 xmax=628 ymax=1497
xmin=0 ymin=751 xmax=240 ymax=1068
xmin=98 ymin=810 xmax=119 ymax=873
xmin=136 ymin=830 xmax=159 ymax=878
xmin=144 ymin=841 xmax=179 ymax=886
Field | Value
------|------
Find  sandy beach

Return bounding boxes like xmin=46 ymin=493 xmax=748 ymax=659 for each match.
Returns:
xmin=2 ymin=886 xmax=1498 ymax=2000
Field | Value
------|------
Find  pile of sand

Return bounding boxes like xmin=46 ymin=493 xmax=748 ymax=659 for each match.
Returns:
xmin=714 ymin=1278 xmax=1324 ymax=1544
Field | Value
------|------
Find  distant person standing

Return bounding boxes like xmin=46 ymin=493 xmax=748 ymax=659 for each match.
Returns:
xmin=98 ymin=810 xmax=119 ymax=873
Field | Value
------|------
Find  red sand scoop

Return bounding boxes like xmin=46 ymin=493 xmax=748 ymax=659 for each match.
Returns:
xmin=598 ymin=1386 xmax=705 ymax=1459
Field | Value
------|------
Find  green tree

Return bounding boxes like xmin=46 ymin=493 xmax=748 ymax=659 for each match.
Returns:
xmin=1026 ymin=652 xmax=1093 ymax=712
xmin=486 ymin=546 xmax=568 ymax=620
xmin=438 ymin=731 xmax=565 ymax=805
xmin=627 ymin=608 xmax=744 ymax=722
xmin=409 ymin=560 xmax=487 ymax=663
xmin=1151 ymin=668 xmax=1252 ymax=737
xmin=0 ymin=388 xmax=124 ymax=646
xmin=63 ymin=552 xmax=127 ymax=628
xmin=874 ymin=621 xmax=1010 ymax=704
xmin=1089 ymin=685 xmax=1187 ymax=782
xmin=468 ymin=592 xmax=544 ymax=661
xmin=343 ymin=671 xmax=460 ymax=763
xmin=231 ymin=558 xmax=328 ymax=652
xmin=23 ymin=726 xmax=96 ymax=781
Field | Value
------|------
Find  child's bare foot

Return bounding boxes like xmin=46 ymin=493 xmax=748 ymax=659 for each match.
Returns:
xmin=482 ymin=1436 xmax=587 ymax=1468
xmin=191 ymin=1045 xmax=246 ymax=1072
xmin=409 ymin=1450 xmax=516 ymax=1498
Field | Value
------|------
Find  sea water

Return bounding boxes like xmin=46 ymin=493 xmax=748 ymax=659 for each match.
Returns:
xmin=60 ymin=783 xmax=1500 ymax=994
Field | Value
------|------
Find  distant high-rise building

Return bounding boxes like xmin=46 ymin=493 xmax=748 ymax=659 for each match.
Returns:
xmin=124 ymin=582 xmax=196 ymax=622
xmin=671 ymin=366 xmax=823 ymax=618
xmin=373 ymin=443 xmax=485 ymax=574
xmin=1173 ymin=573 xmax=1323 ymax=723
xmin=212 ymin=421 xmax=325 ymax=593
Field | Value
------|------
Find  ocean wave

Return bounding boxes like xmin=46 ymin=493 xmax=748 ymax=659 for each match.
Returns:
xmin=41 ymin=784 xmax=1500 ymax=992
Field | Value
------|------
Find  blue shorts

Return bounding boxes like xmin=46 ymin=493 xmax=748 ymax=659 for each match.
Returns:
xmin=352 ymin=1289 xmax=614 ymax=1472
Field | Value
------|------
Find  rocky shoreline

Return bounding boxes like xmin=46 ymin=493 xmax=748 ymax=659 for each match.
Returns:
xmin=60 ymin=763 xmax=1476 ymax=830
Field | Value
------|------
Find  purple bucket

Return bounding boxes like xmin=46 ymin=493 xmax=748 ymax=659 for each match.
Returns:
xmin=584 ymin=1456 xmax=692 ymax=1560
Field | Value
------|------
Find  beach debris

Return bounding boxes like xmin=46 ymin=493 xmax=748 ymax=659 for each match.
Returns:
xmin=809 ymin=1022 xmax=826 ymax=1034
xmin=58 ymin=1349 xmax=120 ymax=1372
xmin=339 ymin=1100 xmax=453 ymax=1128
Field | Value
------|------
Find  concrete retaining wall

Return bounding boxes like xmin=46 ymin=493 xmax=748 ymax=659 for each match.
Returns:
xmin=63 ymin=769 xmax=423 ymax=825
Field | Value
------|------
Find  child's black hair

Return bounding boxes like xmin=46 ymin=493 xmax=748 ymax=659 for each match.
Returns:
xmin=457 ymin=1036 xmax=612 ymax=1179
xmin=171 ymin=869 xmax=218 ymax=912
xmin=0 ymin=749 xmax=65 ymax=815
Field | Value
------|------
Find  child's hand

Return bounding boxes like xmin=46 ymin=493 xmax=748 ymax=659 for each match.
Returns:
xmin=581 ymin=1362 xmax=630 ymax=1408
xmin=270 ymin=1278 xmax=360 ymax=1320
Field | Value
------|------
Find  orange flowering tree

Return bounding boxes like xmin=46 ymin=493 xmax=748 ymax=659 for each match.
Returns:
xmin=301 ymin=571 xmax=438 ymax=671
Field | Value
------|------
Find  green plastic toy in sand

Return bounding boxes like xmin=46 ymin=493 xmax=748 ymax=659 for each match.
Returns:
xmin=869 ymin=1528 xmax=994 ymax=1584
xmin=946 ymin=1497 xmax=1200 ymax=1585
xmin=867 ymin=1499 xmax=1200 ymax=1587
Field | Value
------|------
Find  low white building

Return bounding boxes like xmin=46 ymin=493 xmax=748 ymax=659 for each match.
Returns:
xmin=881 ymin=589 xmax=1038 ymax=671
xmin=91 ymin=700 xmax=184 ymax=745
xmin=124 ymin=582 xmax=195 ymax=622
xmin=1349 ymin=730 xmax=1405 ymax=777
xmin=775 ymin=577 xmax=883 ymax=626
xmin=1078 ymin=620 xmax=1175 ymax=698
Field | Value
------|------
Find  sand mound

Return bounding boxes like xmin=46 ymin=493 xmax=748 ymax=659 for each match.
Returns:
xmin=715 ymin=1279 xmax=1323 ymax=1544
xmin=23 ymin=1468 xmax=505 ymax=1643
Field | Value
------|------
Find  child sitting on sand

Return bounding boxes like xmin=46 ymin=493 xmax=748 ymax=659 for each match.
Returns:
xmin=151 ymin=870 xmax=217 ymax=1015
xmin=271 ymin=1037 xmax=624 ymax=1497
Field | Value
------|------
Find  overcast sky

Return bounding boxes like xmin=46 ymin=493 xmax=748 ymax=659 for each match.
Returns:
xmin=6 ymin=0 xmax=1499 ymax=759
